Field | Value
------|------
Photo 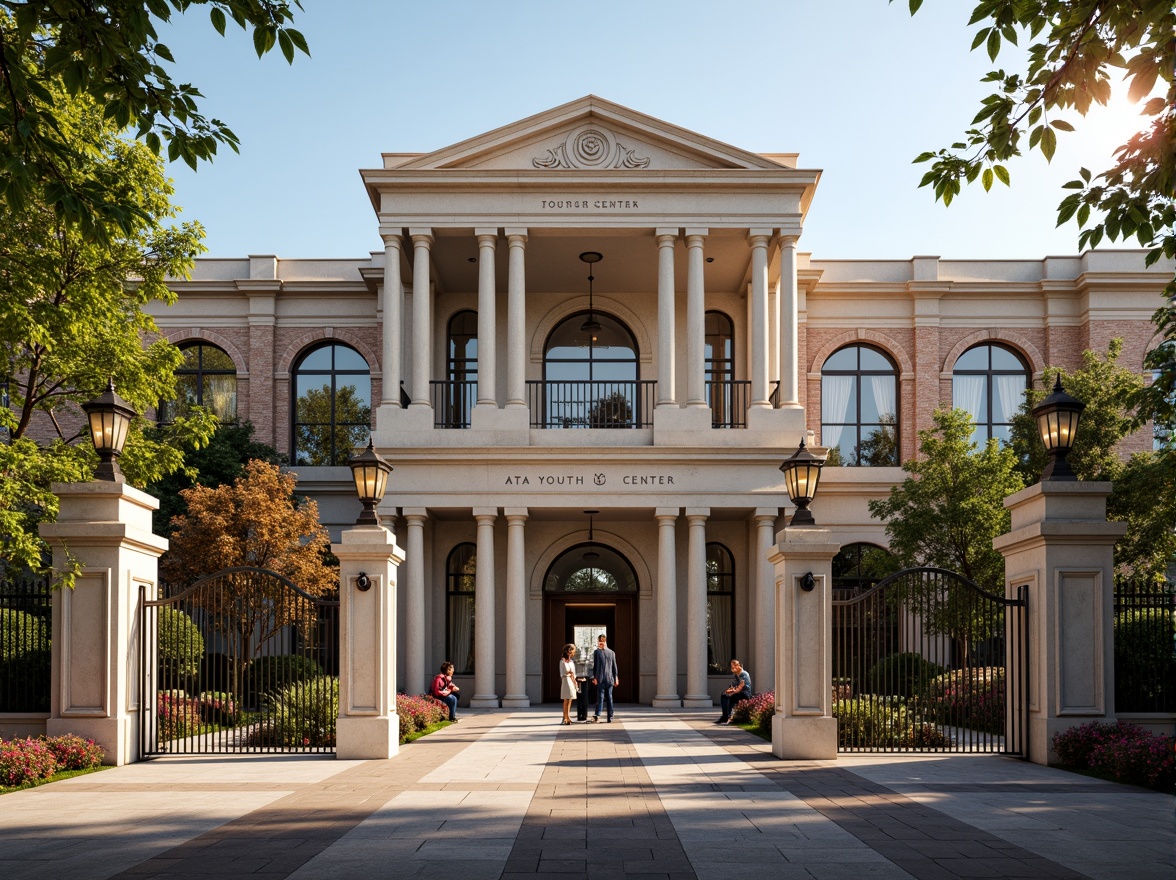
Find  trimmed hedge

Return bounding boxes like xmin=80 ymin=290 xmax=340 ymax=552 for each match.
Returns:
xmin=247 ymin=676 xmax=338 ymax=747
xmin=866 ymin=652 xmax=946 ymax=700
xmin=834 ymin=695 xmax=951 ymax=749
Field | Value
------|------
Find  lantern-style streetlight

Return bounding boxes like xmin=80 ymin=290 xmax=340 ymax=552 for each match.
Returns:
xmin=1032 ymin=375 xmax=1085 ymax=481
xmin=81 ymin=379 xmax=136 ymax=482
xmin=780 ymin=436 xmax=826 ymax=526
xmin=347 ymin=438 xmax=392 ymax=526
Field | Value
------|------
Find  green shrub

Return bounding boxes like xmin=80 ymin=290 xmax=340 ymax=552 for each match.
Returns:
xmin=1114 ymin=609 xmax=1175 ymax=712
xmin=244 ymin=654 xmax=323 ymax=705
xmin=923 ymin=667 xmax=1005 ymax=736
xmin=159 ymin=607 xmax=204 ymax=687
xmin=834 ymin=695 xmax=951 ymax=749
xmin=0 ymin=608 xmax=48 ymax=660
xmin=0 ymin=648 xmax=51 ymax=712
xmin=248 ymin=676 xmax=338 ymax=747
xmin=866 ymin=652 xmax=946 ymax=699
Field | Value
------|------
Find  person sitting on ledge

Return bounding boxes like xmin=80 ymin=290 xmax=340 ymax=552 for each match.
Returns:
xmin=717 ymin=659 xmax=752 ymax=724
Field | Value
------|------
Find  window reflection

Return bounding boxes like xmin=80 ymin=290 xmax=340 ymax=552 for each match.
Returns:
xmin=292 ymin=343 xmax=371 ymax=465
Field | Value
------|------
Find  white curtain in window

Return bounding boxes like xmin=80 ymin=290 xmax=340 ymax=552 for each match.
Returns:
xmin=449 ymin=596 xmax=474 ymax=675
xmin=205 ymin=375 xmax=237 ymax=422
xmin=707 ymin=595 xmax=732 ymax=671
xmin=953 ymin=376 xmax=985 ymax=422
xmin=821 ymin=375 xmax=854 ymax=451
xmin=994 ymin=374 xmax=1026 ymax=425
xmin=870 ymin=375 xmax=895 ymax=421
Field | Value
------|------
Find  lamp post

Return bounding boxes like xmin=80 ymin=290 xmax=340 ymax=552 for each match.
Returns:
xmin=780 ymin=437 xmax=825 ymax=526
xmin=1032 ymin=375 xmax=1085 ymax=481
xmin=81 ymin=379 xmax=136 ymax=482
xmin=347 ymin=438 xmax=392 ymax=526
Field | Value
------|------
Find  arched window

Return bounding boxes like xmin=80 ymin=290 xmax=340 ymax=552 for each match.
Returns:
xmin=704 ymin=311 xmax=738 ymax=427
xmin=441 ymin=310 xmax=477 ymax=428
xmin=832 ymin=543 xmax=894 ymax=596
xmin=543 ymin=544 xmax=638 ymax=592
xmin=446 ymin=544 xmax=476 ymax=675
xmin=821 ymin=345 xmax=899 ymax=466
xmin=292 ymin=343 xmax=371 ymax=465
xmin=706 ymin=543 xmax=735 ymax=675
xmin=160 ymin=343 xmax=237 ymax=423
xmin=952 ymin=343 xmax=1029 ymax=446
xmin=539 ymin=312 xmax=642 ymax=428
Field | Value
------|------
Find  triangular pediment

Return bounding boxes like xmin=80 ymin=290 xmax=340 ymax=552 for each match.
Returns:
xmin=393 ymin=96 xmax=789 ymax=172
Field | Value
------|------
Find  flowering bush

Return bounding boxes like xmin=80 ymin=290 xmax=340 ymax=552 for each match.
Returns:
xmin=731 ymin=691 xmax=775 ymax=732
xmin=0 ymin=737 xmax=58 ymax=787
xmin=922 ymin=667 xmax=1005 ymax=735
xmin=1053 ymin=721 xmax=1175 ymax=792
xmin=396 ymin=693 xmax=449 ymax=741
xmin=45 ymin=735 xmax=104 ymax=770
xmin=157 ymin=690 xmax=202 ymax=741
xmin=196 ymin=691 xmax=238 ymax=726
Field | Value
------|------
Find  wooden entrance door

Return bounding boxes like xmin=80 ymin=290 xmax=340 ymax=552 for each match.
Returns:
xmin=543 ymin=594 xmax=637 ymax=704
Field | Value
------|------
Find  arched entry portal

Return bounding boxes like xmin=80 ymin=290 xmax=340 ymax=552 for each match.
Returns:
xmin=542 ymin=542 xmax=638 ymax=704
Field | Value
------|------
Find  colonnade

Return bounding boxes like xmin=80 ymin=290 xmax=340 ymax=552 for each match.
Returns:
xmin=397 ymin=506 xmax=780 ymax=707
xmin=379 ymin=227 xmax=802 ymax=412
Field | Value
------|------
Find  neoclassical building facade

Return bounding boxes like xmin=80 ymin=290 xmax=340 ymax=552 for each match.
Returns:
xmin=150 ymin=96 xmax=1169 ymax=707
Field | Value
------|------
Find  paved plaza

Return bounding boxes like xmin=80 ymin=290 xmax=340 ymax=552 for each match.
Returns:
xmin=1 ymin=708 xmax=1171 ymax=880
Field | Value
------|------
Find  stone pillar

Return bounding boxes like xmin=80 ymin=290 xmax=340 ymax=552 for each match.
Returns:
xmin=749 ymin=231 xmax=772 ymax=407
xmin=753 ymin=509 xmax=777 ymax=696
xmin=769 ymin=526 xmax=840 ymax=759
xmin=40 ymin=482 xmax=168 ymax=766
xmin=475 ymin=229 xmax=498 ymax=407
xmin=653 ymin=509 xmax=681 ymax=707
xmin=777 ymin=235 xmax=800 ymax=407
xmin=683 ymin=509 xmax=712 ymax=707
xmin=332 ymin=524 xmax=405 ymax=760
xmin=992 ymin=482 xmax=1126 ymax=766
xmin=409 ymin=229 xmax=433 ymax=408
xmin=471 ymin=508 xmax=499 ymax=707
xmin=502 ymin=508 xmax=530 ymax=708
xmin=685 ymin=229 xmax=708 ymax=408
xmin=381 ymin=233 xmax=404 ymax=407
xmin=402 ymin=509 xmax=427 ymax=697
xmin=505 ymin=229 xmax=528 ymax=408
xmin=656 ymin=229 xmax=678 ymax=406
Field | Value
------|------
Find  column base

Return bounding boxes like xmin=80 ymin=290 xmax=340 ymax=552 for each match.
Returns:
xmin=502 ymin=696 xmax=531 ymax=708
xmin=48 ymin=716 xmax=135 ymax=766
xmin=652 ymin=696 xmax=682 ymax=708
xmin=337 ymin=715 xmax=400 ymax=760
xmin=772 ymin=714 xmax=837 ymax=759
xmin=470 ymin=696 xmax=500 ymax=708
xmin=682 ymin=695 xmax=713 ymax=708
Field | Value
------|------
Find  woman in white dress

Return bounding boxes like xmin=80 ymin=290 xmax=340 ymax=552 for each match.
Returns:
xmin=559 ymin=644 xmax=578 ymax=725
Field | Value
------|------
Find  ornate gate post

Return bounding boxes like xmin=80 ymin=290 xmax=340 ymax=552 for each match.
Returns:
xmin=993 ymin=482 xmax=1126 ymax=765
xmin=769 ymin=526 xmax=840 ymax=759
xmin=332 ymin=523 xmax=405 ymax=760
xmin=39 ymin=482 xmax=167 ymax=766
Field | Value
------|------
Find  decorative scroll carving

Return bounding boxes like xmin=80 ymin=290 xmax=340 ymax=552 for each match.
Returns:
xmin=532 ymin=125 xmax=651 ymax=170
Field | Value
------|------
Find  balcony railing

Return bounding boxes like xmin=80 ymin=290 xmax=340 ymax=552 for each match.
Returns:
xmin=706 ymin=380 xmax=751 ymax=428
xmin=430 ymin=380 xmax=476 ymax=429
xmin=527 ymin=380 xmax=656 ymax=429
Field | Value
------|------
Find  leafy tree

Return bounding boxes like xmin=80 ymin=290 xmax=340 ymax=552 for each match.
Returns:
xmin=588 ymin=391 xmax=634 ymax=428
xmin=868 ymin=408 xmax=1026 ymax=659
xmin=0 ymin=87 xmax=215 ymax=582
xmin=0 ymin=2 xmax=308 ymax=239
xmin=856 ymin=414 xmax=900 ymax=466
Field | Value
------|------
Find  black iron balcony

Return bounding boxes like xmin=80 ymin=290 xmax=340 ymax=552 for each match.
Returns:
xmin=430 ymin=380 xmax=476 ymax=429
xmin=706 ymin=379 xmax=751 ymax=429
xmin=526 ymin=380 xmax=656 ymax=429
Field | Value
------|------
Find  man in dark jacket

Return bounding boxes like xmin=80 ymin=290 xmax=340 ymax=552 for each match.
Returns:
xmin=591 ymin=633 xmax=619 ymax=722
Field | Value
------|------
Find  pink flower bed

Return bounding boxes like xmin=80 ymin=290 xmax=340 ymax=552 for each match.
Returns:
xmin=396 ymin=693 xmax=450 ymax=741
xmin=0 ymin=735 xmax=105 ymax=787
xmin=1053 ymin=721 xmax=1175 ymax=791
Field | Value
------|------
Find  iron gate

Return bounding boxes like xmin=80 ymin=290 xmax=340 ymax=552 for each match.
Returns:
xmin=832 ymin=567 xmax=1027 ymax=755
xmin=139 ymin=567 xmax=339 ymax=757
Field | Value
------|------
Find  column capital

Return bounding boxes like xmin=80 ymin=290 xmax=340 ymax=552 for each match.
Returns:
xmin=504 ymin=227 xmax=529 ymax=240
xmin=504 ymin=507 xmax=529 ymax=519
xmin=474 ymin=226 xmax=500 ymax=238
xmin=402 ymin=507 xmax=428 ymax=521
xmin=473 ymin=508 xmax=498 ymax=521
xmin=685 ymin=507 xmax=711 ymax=519
xmin=684 ymin=227 xmax=709 ymax=238
xmin=748 ymin=228 xmax=773 ymax=243
xmin=408 ymin=227 xmax=434 ymax=243
xmin=753 ymin=507 xmax=779 ymax=522
xmin=655 ymin=226 xmax=679 ymax=238
xmin=778 ymin=232 xmax=800 ymax=247
xmin=655 ymin=507 xmax=680 ymax=519
xmin=382 ymin=232 xmax=405 ymax=250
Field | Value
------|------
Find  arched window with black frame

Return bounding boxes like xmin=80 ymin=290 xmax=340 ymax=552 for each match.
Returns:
xmin=159 ymin=342 xmax=237 ymax=423
xmin=538 ymin=312 xmax=643 ymax=428
xmin=821 ymin=344 xmax=899 ymax=466
xmin=952 ymin=343 xmax=1029 ymax=447
xmin=832 ymin=542 xmax=894 ymax=598
xmin=446 ymin=543 xmax=477 ymax=675
xmin=705 ymin=311 xmax=739 ymax=427
xmin=291 ymin=343 xmax=371 ymax=466
xmin=441 ymin=310 xmax=477 ymax=428
xmin=706 ymin=543 xmax=735 ymax=675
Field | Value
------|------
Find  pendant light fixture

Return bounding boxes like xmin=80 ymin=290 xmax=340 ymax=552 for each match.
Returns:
xmin=583 ymin=509 xmax=600 ymax=560
xmin=579 ymin=251 xmax=603 ymax=338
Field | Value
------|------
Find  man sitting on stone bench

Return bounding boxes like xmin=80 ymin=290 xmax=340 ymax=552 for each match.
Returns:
xmin=717 ymin=658 xmax=752 ymax=724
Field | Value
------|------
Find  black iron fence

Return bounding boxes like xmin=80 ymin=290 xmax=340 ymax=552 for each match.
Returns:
xmin=706 ymin=379 xmax=751 ymax=428
xmin=431 ymin=379 xmax=476 ymax=429
xmin=1114 ymin=576 xmax=1175 ymax=714
xmin=526 ymin=379 xmax=656 ymax=428
xmin=0 ymin=574 xmax=51 ymax=713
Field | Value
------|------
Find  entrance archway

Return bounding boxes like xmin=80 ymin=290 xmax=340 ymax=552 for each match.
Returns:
xmin=541 ymin=543 xmax=638 ymax=704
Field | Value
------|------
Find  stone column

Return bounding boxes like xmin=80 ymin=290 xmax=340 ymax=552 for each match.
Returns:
xmin=40 ymin=482 xmax=168 ymax=766
xmin=332 ymin=523 xmax=405 ymax=760
xmin=471 ymin=508 xmax=499 ymax=707
xmin=683 ymin=509 xmax=712 ymax=707
xmin=381 ymin=233 xmax=404 ymax=407
xmin=475 ymin=229 xmax=498 ymax=407
xmin=505 ymin=229 xmax=528 ymax=409
xmin=656 ymin=229 xmax=678 ymax=406
xmin=992 ymin=482 xmax=1126 ymax=766
xmin=685 ymin=229 xmax=708 ymax=408
xmin=402 ymin=509 xmax=427 ymax=698
xmin=777 ymin=235 xmax=800 ymax=407
xmin=769 ymin=526 xmax=840 ymax=759
xmin=753 ymin=509 xmax=778 ymax=696
xmin=502 ymin=508 xmax=530 ymax=708
xmin=409 ymin=229 xmax=433 ymax=408
xmin=653 ymin=509 xmax=682 ymax=707
xmin=749 ymin=231 xmax=772 ymax=407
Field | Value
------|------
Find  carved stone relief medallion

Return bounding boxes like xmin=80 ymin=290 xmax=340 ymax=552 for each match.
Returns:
xmin=532 ymin=124 xmax=651 ymax=170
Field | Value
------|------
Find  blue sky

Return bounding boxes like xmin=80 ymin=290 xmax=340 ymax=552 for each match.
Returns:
xmin=160 ymin=1 xmax=1145 ymax=260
